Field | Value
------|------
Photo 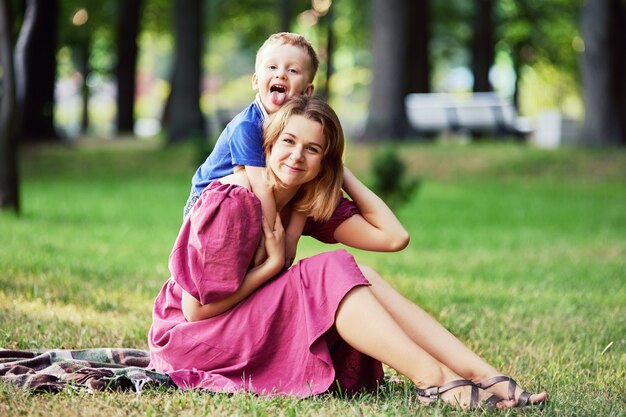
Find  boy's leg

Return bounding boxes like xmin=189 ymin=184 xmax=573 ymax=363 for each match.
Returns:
xmin=183 ymin=188 xmax=200 ymax=220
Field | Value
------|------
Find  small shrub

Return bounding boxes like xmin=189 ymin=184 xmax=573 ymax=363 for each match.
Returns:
xmin=370 ymin=146 xmax=420 ymax=208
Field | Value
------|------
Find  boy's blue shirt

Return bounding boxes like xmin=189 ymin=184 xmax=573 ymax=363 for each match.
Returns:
xmin=192 ymin=96 xmax=268 ymax=195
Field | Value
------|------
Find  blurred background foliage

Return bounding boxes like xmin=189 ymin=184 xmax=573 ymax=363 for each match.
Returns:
xmin=3 ymin=0 xmax=588 ymax=140
xmin=1 ymin=0 xmax=626 ymax=214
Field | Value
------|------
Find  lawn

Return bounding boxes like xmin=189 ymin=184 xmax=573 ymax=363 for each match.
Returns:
xmin=1 ymin=138 xmax=625 ymax=416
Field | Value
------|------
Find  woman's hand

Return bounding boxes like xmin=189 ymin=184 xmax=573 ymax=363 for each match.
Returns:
xmin=182 ymin=215 xmax=286 ymax=323
xmin=262 ymin=214 xmax=285 ymax=269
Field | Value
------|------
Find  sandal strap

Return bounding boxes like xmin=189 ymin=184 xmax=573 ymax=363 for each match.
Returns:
xmin=415 ymin=379 xmax=474 ymax=399
xmin=516 ymin=390 xmax=532 ymax=407
xmin=439 ymin=379 xmax=475 ymax=395
xmin=470 ymin=384 xmax=479 ymax=408
xmin=476 ymin=375 xmax=518 ymax=400
xmin=477 ymin=375 xmax=537 ymax=407
xmin=484 ymin=394 xmax=502 ymax=408
xmin=476 ymin=375 xmax=513 ymax=390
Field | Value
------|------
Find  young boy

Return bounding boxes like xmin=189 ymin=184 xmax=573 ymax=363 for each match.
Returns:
xmin=183 ymin=32 xmax=319 ymax=267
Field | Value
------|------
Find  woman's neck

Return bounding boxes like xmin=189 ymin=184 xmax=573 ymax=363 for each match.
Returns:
xmin=273 ymin=185 xmax=299 ymax=212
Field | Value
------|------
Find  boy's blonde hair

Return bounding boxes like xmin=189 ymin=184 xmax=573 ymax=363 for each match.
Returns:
xmin=262 ymin=95 xmax=344 ymax=222
xmin=256 ymin=32 xmax=320 ymax=83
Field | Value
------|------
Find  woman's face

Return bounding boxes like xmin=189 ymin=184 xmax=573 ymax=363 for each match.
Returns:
xmin=269 ymin=115 xmax=326 ymax=188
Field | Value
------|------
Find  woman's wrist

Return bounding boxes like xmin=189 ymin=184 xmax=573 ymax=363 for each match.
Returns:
xmin=262 ymin=254 xmax=284 ymax=276
xmin=342 ymin=167 xmax=358 ymax=196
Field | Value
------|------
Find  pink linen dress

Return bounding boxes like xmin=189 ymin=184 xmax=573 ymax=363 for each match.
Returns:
xmin=148 ymin=182 xmax=383 ymax=397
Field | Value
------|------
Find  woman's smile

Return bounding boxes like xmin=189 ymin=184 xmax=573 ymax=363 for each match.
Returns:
xmin=283 ymin=164 xmax=304 ymax=172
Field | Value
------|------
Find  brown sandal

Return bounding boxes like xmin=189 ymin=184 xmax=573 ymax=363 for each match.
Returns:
xmin=415 ymin=379 xmax=482 ymax=409
xmin=476 ymin=376 xmax=545 ymax=408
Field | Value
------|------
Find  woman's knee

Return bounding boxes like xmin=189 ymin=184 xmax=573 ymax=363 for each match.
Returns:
xmin=357 ymin=264 xmax=380 ymax=282
xmin=357 ymin=264 xmax=393 ymax=292
xmin=357 ymin=264 xmax=404 ymax=300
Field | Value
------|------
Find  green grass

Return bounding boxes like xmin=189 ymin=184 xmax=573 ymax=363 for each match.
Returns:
xmin=1 ymin=139 xmax=625 ymax=416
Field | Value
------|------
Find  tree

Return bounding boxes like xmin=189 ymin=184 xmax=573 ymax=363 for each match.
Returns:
xmin=362 ymin=0 xmax=410 ymax=140
xmin=580 ymin=0 xmax=626 ymax=145
xmin=59 ymin=1 xmax=119 ymax=137
xmin=317 ymin=3 xmax=335 ymax=101
xmin=0 ymin=0 xmax=19 ymax=213
xmin=498 ymin=0 xmax=582 ymax=110
xmin=115 ymin=0 xmax=144 ymax=135
xmin=471 ymin=0 xmax=495 ymax=92
xmin=167 ymin=0 xmax=205 ymax=143
xmin=279 ymin=0 xmax=292 ymax=32
xmin=405 ymin=0 xmax=431 ymax=94
xmin=324 ymin=6 xmax=335 ymax=100
xmin=14 ymin=0 xmax=59 ymax=141
xmin=211 ymin=0 xmax=283 ymax=49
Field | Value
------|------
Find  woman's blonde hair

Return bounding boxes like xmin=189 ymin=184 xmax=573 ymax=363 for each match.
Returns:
xmin=262 ymin=95 xmax=344 ymax=222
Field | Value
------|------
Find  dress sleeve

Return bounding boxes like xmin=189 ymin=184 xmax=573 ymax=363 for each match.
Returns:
xmin=168 ymin=183 xmax=262 ymax=305
xmin=302 ymin=196 xmax=360 ymax=244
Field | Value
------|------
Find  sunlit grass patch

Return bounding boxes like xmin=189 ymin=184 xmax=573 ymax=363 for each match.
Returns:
xmin=0 ymin=291 xmax=151 ymax=349
xmin=1 ymin=141 xmax=625 ymax=416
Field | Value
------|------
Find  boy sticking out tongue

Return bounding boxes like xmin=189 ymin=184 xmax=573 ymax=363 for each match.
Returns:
xmin=185 ymin=32 xmax=319 ymax=269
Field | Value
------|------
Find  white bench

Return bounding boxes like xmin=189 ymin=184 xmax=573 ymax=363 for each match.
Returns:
xmin=405 ymin=92 xmax=530 ymax=138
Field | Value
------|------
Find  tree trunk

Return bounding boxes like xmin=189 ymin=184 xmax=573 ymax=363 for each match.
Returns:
xmin=471 ymin=0 xmax=494 ymax=92
xmin=115 ymin=0 xmax=144 ymax=135
xmin=0 ymin=0 xmax=20 ymax=213
xmin=167 ymin=0 xmax=205 ymax=144
xmin=75 ymin=41 xmax=91 ymax=136
xmin=279 ymin=0 xmax=291 ymax=32
xmin=580 ymin=0 xmax=626 ymax=145
xmin=318 ymin=6 xmax=335 ymax=101
xmin=362 ymin=0 xmax=409 ymax=141
xmin=510 ymin=40 xmax=532 ymax=112
xmin=405 ymin=0 xmax=430 ymax=94
xmin=13 ymin=0 xmax=58 ymax=141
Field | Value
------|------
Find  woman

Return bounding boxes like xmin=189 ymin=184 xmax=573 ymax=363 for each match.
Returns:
xmin=148 ymin=95 xmax=548 ymax=409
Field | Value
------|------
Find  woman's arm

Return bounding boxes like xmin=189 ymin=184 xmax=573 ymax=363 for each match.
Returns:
xmin=333 ymin=167 xmax=410 ymax=252
xmin=182 ymin=215 xmax=285 ymax=322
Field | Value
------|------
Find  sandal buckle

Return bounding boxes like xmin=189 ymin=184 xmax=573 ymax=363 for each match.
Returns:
xmin=416 ymin=386 xmax=440 ymax=399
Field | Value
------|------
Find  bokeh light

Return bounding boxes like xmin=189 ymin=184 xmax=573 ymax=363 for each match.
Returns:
xmin=312 ymin=0 xmax=332 ymax=16
xmin=298 ymin=10 xmax=319 ymax=27
xmin=72 ymin=9 xmax=89 ymax=26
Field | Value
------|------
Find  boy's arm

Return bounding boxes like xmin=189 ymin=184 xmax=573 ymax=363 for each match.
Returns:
xmin=245 ymin=166 xmax=276 ymax=225
xmin=245 ymin=165 xmax=276 ymax=266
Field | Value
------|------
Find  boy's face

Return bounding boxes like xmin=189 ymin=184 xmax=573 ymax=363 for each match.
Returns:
xmin=252 ymin=43 xmax=315 ymax=114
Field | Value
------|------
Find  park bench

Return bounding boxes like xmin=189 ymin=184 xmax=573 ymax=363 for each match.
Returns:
xmin=405 ymin=92 xmax=531 ymax=138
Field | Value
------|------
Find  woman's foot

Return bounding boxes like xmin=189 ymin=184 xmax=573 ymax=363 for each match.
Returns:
xmin=475 ymin=375 xmax=548 ymax=407
xmin=416 ymin=379 xmax=516 ymax=410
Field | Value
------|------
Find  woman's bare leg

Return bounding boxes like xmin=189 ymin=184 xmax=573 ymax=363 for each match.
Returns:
xmin=359 ymin=265 xmax=548 ymax=405
xmin=334 ymin=286 xmax=513 ymax=409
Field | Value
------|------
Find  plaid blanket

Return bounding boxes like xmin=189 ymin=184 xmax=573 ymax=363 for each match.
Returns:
xmin=0 ymin=348 xmax=174 ymax=393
